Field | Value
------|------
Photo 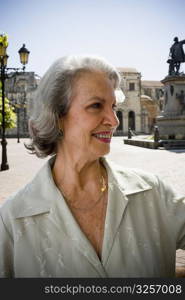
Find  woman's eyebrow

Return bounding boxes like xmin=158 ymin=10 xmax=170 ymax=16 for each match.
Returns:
xmin=87 ymin=96 xmax=106 ymax=103
xmin=86 ymin=96 xmax=117 ymax=105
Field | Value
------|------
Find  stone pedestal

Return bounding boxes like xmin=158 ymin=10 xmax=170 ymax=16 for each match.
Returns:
xmin=157 ymin=75 xmax=185 ymax=148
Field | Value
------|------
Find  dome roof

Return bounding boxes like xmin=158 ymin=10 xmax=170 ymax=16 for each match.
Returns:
xmin=117 ymin=67 xmax=139 ymax=73
xmin=141 ymin=94 xmax=153 ymax=101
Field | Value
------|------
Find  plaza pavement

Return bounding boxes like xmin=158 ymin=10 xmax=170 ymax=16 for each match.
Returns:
xmin=0 ymin=137 xmax=185 ymax=273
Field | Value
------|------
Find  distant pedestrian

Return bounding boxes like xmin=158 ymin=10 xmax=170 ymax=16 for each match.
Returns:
xmin=154 ymin=125 xmax=160 ymax=142
xmin=128 ymin=127 xmax=132 ymax=139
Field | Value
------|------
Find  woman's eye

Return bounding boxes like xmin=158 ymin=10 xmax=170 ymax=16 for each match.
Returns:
xmin=90 ymin=102 xmax=102 ymax=109
xmin=88 ymin=102 xmax=117 ymax=110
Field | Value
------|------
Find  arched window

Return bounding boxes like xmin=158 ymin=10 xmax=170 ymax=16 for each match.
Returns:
xmin=114 ymin=111 xmax=123 ymax=136
xmin=116 ymin=111 xmax=123 ymax=131
xmin=128 ymin=111 xmax=135 ymax=130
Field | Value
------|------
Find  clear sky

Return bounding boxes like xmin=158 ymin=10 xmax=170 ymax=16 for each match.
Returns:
xmin=1 ymin=0 xmax=185 ymax=80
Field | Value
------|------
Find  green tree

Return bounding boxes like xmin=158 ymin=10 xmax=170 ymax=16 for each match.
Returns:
xmin=0 ymin=93 xmax=17 ymax=129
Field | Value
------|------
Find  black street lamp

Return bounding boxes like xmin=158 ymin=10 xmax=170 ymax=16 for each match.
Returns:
xmin=18 ymin=44 xmax=30 ymax=71
xmin=0 ymin=34 xmax=30 ymax=171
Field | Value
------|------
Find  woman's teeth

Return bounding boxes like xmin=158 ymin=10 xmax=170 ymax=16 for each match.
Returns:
xmin=93 ymin=133 xmax=111 ymax=138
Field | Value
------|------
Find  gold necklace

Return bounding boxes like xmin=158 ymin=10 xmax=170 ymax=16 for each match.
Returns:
xmin=62 ymin=174 xmax=107 ymax=212
xmin=100 ymin=175 xmax=106 ymax=192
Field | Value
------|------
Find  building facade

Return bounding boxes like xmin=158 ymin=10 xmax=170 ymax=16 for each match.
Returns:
xmin=115 ymin=68 xmax=164 ymax=135
xmin=115 ymin=68 xmax=142 ymax=135
xmin=5 ymin=72 xmax=38 ymax=138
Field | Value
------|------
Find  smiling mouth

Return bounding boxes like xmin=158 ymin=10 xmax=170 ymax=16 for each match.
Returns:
xmin=92 ymin=132 xmax=112 ymax=143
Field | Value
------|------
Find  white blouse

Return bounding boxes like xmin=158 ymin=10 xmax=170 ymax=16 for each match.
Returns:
xmin=0 ymin=156 xmax=185 ymax=277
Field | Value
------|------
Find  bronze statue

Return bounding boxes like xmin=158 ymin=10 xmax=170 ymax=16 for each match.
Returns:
xmin=167 ymin=37 xmax=185 ymax=75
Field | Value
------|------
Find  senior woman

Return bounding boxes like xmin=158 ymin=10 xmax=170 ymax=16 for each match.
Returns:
xmin=0 ymin=55 xmax=185 ymax=278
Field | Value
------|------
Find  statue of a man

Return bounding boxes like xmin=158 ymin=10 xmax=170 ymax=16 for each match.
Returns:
xmin=168 ymin=37 xmax=185 ymax=75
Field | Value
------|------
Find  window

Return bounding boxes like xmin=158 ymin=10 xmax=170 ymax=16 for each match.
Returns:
xmin=116 ymin=111 xmax=123 ymax=131
xmin=128 ymin=111 xmax=135 ymax=130
xmin=155 ymin=89 xmax=160 ymax=99
xmin=156 ymin=88 xmax=164 ymax=99
xmin=144 ymin=88 xmax=152 ymax=97
xmin=129 ymin=82 xmax=135 ymax=91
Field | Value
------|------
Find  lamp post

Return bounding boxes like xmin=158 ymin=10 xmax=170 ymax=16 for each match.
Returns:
xmin=0 ymin=34 xmax=30 ymax=171
xmin=16 ymin=102 xmax=20 ymax=143
xmin=15 ymin=100 xmax=26 ymax=143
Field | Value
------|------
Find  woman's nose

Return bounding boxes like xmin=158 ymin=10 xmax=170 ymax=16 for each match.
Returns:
xmin=103 ymin=109 xmax=119 ymax=128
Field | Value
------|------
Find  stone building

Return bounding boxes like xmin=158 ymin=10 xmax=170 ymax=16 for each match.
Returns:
xmin=5 ymin=72 xmax=38 ymax=138
xmin=115 ymin=68 xmax=164 ymax=135
xmin=115 ymin=68 xmax=142 ymax=135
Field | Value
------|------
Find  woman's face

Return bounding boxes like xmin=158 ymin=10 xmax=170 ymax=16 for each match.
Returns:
xmin=60 ymin=71 xmax=119 ymax=161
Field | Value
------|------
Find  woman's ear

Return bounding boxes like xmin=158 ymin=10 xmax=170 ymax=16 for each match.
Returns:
xmin=58 ymin=118 xmax=64 ymax=136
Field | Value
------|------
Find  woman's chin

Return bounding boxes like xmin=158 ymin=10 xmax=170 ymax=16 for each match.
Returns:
xmin=97 ymin=146 xmax=111 ymax=157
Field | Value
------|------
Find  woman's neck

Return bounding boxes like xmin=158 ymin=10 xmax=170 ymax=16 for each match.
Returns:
xmin=52 ymin=147 xmax=104 ymax=192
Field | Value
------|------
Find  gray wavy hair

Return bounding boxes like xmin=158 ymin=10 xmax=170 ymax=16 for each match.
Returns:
xmin=26 ymin=55 xmax=121 ymax=157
